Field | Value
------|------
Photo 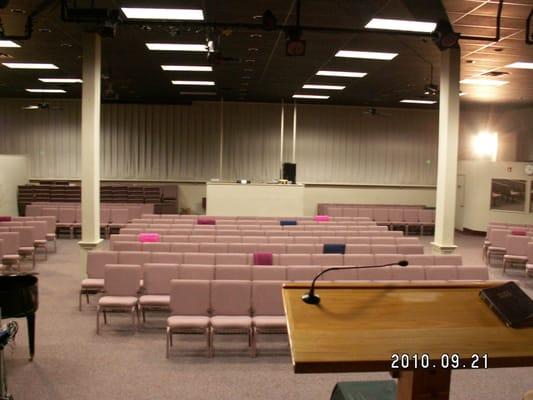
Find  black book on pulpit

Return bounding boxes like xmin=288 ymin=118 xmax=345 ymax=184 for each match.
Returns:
xmin=479 ymin=282 xmax=533 ymax=328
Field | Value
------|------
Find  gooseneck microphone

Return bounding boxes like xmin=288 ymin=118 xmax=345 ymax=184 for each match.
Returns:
xmin=301 ymin=260 xmax=409 ymax=305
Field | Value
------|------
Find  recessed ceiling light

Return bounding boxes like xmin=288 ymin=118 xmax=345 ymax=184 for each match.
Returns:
xmin=365 ymin=18 xmax=436 ymax=33
xmin=3 ymin=63 xmax=58 ymax=69
xmin=293 ymin=94 xmax=330 ymax=99
xmin=171 ymin=80 xmax=215 ymax=86
xmin=335 ymin=50 xmax=398 ymax=60
xmin=248 ymin=47 xmax=259 ymax=52
xmin=146 ymin=43 xmax=207 ymax=52
xmin=249 ymin=33 xmax=263 ymax=39
xmin=39 ymin=78 xmax=82 ymax=83
xmin=10 ymin=8 xmax=26 ymax=14
xmin=400 ymin=99 xmax=437 ymax=104
xmin=161 ymin=65 xmax=212 ymax=71
xmin=38 ymin=27 xmax=52 ymax=33
xmin=303 ymin=84 xmax=345 ymax=90
xmin=245 ymin=59 xmax=256 ymax=63
xmin=23 ymin=105 xmax=39 ymax=110
xmin=0 ymin=40 xmax=20 ymax=48
xmin=26 ymin=89 xmax=66 ymax=93
xmin=316 ymin=70 xmax=367 ymax=78
xmin=180 ymin=91 xmax=217 ymax=95
xmin=460 ymin=78 xmax=508 ymax=86
xmin=121 ymin=8 xmax=204 ymax=20
xmin=506 ymin=62 xmax=533 ymax=70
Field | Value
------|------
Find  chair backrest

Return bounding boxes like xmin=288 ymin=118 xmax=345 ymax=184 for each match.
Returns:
xmin=100 ymin=208 xmax=111 ymax=224
xmin=104 ymin=264 xmax=141 ymax=296
xmin=25 ymin=221 xmax=47 ymax=240
xmin=210 ymin=280 xmax=251 ymax=316
xmin=111 ymin=208 xmax=129 ymax=224
xmin=252 ymin=281 xmax=284 ymax=316
xmin=35 ymin=216 xmax=56 ymax=233
xmin=42 ymin=207 xmax=59 ymax=221
xmin=142 ymin=263 xmax=179 ymax=295
xmin=505 ymin=235 xmax=529 ymax=256
xmin=252 ymin=266 xmax=287 ymax=281
xmin=9 ymin=226 xmax=35 ymax=247
xmin=528 ymin=243 xmax=533 ymax=263
xmin=59 ymin=208 xmax=76 ymax=223
xmin=490 ymin=229 xmax=510 ymax=247
xmin=216 ymin=253 xmax=250 ymax=265
xmin=169 ymin=279 xmax=210 ymax=316
xmin=424 ymin=265 xmax=458 ymax=280
xmin=0 ymin=232 xmax=19 ymax=254
xmin=215 ymin=265 xmax=252 ymax=280
xmin=87 ymin=250 xmax=119 ymax=278
xmin=179 ymin=265 xmax=215 ymax=280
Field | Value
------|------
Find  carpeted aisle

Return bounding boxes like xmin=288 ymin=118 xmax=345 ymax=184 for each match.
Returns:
xmin=4 ymin=232 xmax=533 ymax=400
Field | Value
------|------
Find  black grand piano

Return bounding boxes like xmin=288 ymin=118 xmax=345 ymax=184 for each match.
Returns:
xmin=0 ymin=273 xmax=38 ymax=360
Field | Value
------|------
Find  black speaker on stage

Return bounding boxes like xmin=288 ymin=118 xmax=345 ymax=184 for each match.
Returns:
xmin=282 ymin=162 xmax=296 ymax=183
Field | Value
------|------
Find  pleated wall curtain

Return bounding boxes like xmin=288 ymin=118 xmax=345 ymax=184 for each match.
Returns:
xmin=0 ymin=99 xmax=439 ymax=185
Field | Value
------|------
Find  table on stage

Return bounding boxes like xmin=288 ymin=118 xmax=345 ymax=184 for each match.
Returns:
xmin=282 ymin=281 xmax=533 ymax=400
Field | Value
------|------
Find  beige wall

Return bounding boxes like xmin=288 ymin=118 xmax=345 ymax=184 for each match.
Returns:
xmin=177 ymin=183 xmax=206 ymax=215
xmin=0 ymin=155 xmax=29 ymax=216
xmin=458 ymin=160 xmax=533 ymax=231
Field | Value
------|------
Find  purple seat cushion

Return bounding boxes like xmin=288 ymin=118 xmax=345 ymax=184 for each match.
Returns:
xmin=197 ymin=217 xmax=216 ymax=225
xmin=253 ymin=252 xmax=273 ymax=265
xmin=0 ymin=216 xmax=12 ymax=222
xmin=511 ymin=229 xmax=527 ymax=236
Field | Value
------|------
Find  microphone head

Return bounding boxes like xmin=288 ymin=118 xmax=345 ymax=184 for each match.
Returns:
xmin=398 ymin=260 xmax=409 ymax=267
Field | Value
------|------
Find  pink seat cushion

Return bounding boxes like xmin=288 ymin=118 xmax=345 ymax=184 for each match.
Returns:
xmin=138 ymin=233 xmax=161 ymax=243
xmin=0 ymin=216 xmax=11 ymax=222
xmin=98 ymin=296 xmax=138 ymax=307
xmin=2 ymin=255 xmax=20 ymax=262
xmin=81 ymin=278 xmax=104 ymax=289
xmin=46 ymin=233 xmax=56 ymax=240
xmin=253 ymin=316 xmax=287 ymax=330
xmin=314 ymin=215 xmax=330 ymax=222
xmin=511 ymin=229 xmax=527 ymax=236
xmin=139 ymin=295 xmax=170 ymax=306
xmin=167 ymin=315 xmax=210 ymax=330
xmin=197 ymin=217 xmax=216 ymax=225
xmin=253 ymin=252 xmax=273 ymax=266
xmin=211 ymin=316 xmax=252 ymax=330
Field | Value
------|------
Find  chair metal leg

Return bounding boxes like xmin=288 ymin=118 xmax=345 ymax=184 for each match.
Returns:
xmin=96 ymin=307 xmax=100 ymax=335
xmin=251 ymin=327 xmax=257 ymax=358
xmin=103 ymin=310 xmax=107 ymax=324
xmin=69 ymin=227 xmax=74 ymax=239
xmin=79 ymin=291 xmax=83 ymax=311
xmin=132 ymin=307 xmax=137 ymax=332
xmin=205 ymin=328 xmax=210 ymax=357
xmin=209 ymin=328 xmax=214 ymax=358
xmin=142 ymin=309 xmax=146 ymax=324
xmin=86 ymin=292 xmax=90 ymax=304
xmin=166 ymin=327 xmax=171 ymax=359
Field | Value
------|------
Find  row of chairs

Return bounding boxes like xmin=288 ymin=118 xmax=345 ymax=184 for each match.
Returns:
xmin=317 ymin=203 xmax=425 ymax=214
xmin=0 ymin=222 xmax=50 ymax=269
xmin=484 ymin=232 xmax=533 ymax=277
xmin=110 ymin=234 xmax=418 ymax=248
xmin=125 ymin=223 xmax=383 ymax=230
xmin=130 ymin=219 xmax=377 ymax=227
xmin=111 ymin=241 xmax=425 ymax=255
xmin=27 ymin=202 xmax=154 ymax=217
xmin=139 ymin=214 xmax=373 ymax=222
xmin=95 ymin=264 xmax=488 ymax=357
xmin=120 ymin=228 xmax=401 ymax=237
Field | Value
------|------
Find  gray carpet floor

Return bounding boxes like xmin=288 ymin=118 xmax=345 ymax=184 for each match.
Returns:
xmin=4 ymin=231 xmax=533 ymax=400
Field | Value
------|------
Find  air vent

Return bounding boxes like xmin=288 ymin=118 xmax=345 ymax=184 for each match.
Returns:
xmin=482 ymin=71 xmax=509 ymax=77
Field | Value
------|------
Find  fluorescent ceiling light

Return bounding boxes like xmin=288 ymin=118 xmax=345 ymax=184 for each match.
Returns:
xmin=3 ymin=63 xmax=58 ymax=69
xmin=146 ymin=43 xmax=207 ymax=52
xmin=122 ymin=7 xmax=204 ymax=20
xmin=0 ymin=40 xmax=20 ymax=48
xmin=39 ymin=78 xmax=82 ymax=83
xmin=365 ymin=18 xmax=436 ymax=33
xmin=171 ymin=80 xmax=215 ymax=86
xmin=316 ymin=70 xmax=367 ymax=78
xmin=23 ymin=105 xmax=39 ymax=110
xmin=180 ymin=91 xmax=217 ymax=95
xmin=460 ymin=78 xmax=508 ymax=86
xmin=335 ymin=50 xmax=398 ymax=60
xmin=303 ymin=84 xmax=345 ymax=90
xmin=161 ymin=65 xmax=213 ymax=72
xmin=506 ymin=62 xmax=533 ymax=70
xmin=292 ymin=94 xmax=330 ymax=99
xmin=26 ymin=89 xmax=66 ymax=93
xmin=400 ymin=99 xmax=437 ymax=104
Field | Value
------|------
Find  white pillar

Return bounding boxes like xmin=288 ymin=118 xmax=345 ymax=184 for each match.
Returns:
xmin=431 ymin=46 xmax=461 ymax=254
xmin=79 ymin=33 xmax=103 ymax=272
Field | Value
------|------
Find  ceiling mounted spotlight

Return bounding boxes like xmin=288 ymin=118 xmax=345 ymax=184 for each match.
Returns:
xmin=432 ymin=20 xmax=460 ymax=50
xmin=262 ymin=9 xmax=277 ymax=31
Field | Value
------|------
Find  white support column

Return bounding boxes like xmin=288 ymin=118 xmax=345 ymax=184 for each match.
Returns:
xmin=280 ymin=100 xmax=285 ymax=178
xmin=292 ymin=102 xmax=297 ymax=163
xmin=79 ymin=33 xmax=103 ymax=272
xmin=431 ymin=46 xmax=461 ymax=254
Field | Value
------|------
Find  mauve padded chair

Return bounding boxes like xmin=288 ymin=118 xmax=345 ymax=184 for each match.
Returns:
xmin=139 ymin=263 xmax=178 ymax=322
xmin=80 ymin=250 xmax=118 ymax=310
xmin=286 ymin=244 xmax=315 ymax=254
xmin=391 ymin=265 xmax=425 ymax=280
xmin=142 ymin=242 xmax=171 ymax=253
xmin=252 ymin=266 xmax=287 ymax=281
xmin=114 ymin=241 xmax=142 ymax=252
xmin=279 ymin=254 xmax=312 ymax=266
xmin=397 ymin=244 xmax=424 ymax=255
xmin=418 ymin=209 xmax=435 ymax=236
xmin=486 ymin=229 xmax=510 ymax=264
xmin=424 ymin=265 xmax=459 ymax=280
xmin=35 ymin=216 xmax=57 ymax=252
xmin=373 ymin=208 xmax=389 ymax=226
xmin=387 ymin=209 xmax=404 ymax=231
xmin=371 ymin=237 xmax=395 ymax=245
xmin=109 ymin=208 xmax=130 ymax=235
xmin=57 ymin=208 xmax=76 ymax=239
xmin=286 ymin=266 xmax=322 ymax=281
xmin=96 ymin=264 xmax=142 ymax=335
xmin=151 ymin=252 xmax=183 ymax=264
xmin=210 ymin=280 xmax=253 ymax=357
xmin=343 ymin=254 xmax=374 ymax=266
xmin=180 ymin=265 xmax=215 ymax=280
xmin=199 ymin=243 xmax=227 ymax=253
xmin=312 ymin=253 xmax=343 ymax=266
xmin=346 ymin=244 xmax=371 ymax=254
xmin=325 ymin=266 xmax=359 ymax=281
xmin=405 ymin=254 xmax=434 ymax=265
xmin=216 ymin=253 xmax=250 ymax=265
xmin=457 ymin=265 xmax=489 ymax=280
xmin=166 ymin=279 xmax=211 ymax=358
xmin=358 ymin=266 xmax=392 ymax=280
xmin=183 ymin=252 xmax=215 ymax=265
xmin=0 ymin=232 xmax=21 ymax=270
xmin=215 ymin=265 xmax=252 ymax=280
xmin=433 ymin=255 xmax=462 ymax=266
xmin=503 ymin=235 xmax=530 ymax=274
xmin=25 ymin=221 xmax=48 ymax=260
xmin=403 ymin=209 xmax=420 ymax=235
xmin=11 ymin=226 xmax=36 ymax=269
xmin=171 ymin=242 xmax=199 ymax=253
xmin=251 ymin=281 xmax=287 ymax=356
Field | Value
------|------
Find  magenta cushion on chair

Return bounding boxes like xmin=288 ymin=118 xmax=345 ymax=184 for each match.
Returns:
xmin=314 ymin=215 xmax=330 ymax=222
xmin=253 ymin=252 xmax=273 ymax=266
xmin=0 ymin=216 xmax=11 ymax=222
xmin=138 ymin=232 xmax=161 ymax=242
xmin=511 ymin=229 xmax=527 ymax=236
xmin=197 ymin=217 xmax=216 ymax=225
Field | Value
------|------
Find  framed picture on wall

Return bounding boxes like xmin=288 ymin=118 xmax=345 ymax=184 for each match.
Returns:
xmin=490 ymin=179 xmax=526 ymax=212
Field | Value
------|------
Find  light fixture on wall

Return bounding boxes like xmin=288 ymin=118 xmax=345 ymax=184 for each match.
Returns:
xmin=473 ymin=132 xmax=498 ymax=161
